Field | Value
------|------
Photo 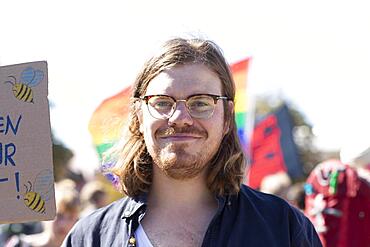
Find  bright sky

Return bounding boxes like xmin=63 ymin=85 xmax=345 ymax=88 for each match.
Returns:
xmin=1 ymin=0 xmax=369 ymax=175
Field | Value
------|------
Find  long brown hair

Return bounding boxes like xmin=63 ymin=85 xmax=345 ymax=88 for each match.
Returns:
xmin=106 ymin=38 xmax=246 ymax=197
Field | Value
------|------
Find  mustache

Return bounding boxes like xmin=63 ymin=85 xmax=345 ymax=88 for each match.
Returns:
xmin=156 ymin=126 xmax=207 ymax=138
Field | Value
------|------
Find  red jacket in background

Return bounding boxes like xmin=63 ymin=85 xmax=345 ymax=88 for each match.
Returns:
xmin=305 ymin=160 xmax=370 ymax=247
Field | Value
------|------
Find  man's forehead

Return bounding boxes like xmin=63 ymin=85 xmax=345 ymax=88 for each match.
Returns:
xmin=144 ymin=64 xmax=222 ymax=97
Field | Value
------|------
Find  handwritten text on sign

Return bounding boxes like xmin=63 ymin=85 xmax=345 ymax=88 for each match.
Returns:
xmin=0 ymin=61 xmax=55 ymax=224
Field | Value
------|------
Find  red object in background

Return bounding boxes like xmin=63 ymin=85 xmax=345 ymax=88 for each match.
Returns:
xmin=247 ymin=114 xmax=286 ymax=188
xmin=305 ymin=160 xmax=370 ymax=247
xmin=247 ymin=104 xmax=303 ymax=189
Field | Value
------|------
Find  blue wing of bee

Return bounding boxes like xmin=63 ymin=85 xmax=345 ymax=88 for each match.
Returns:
xmin=34 ymin=169 xmax=54 ymax=201
xmin=21 ymin=67 xmax=44 ymax=87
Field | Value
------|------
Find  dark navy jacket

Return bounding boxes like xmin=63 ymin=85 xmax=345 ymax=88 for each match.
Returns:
xmin=62 ymin=185 xmax=322 ymax=246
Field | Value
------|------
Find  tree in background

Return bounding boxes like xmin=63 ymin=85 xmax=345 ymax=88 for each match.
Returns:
xmin=52 ymin=133 xmax=74 ymax=181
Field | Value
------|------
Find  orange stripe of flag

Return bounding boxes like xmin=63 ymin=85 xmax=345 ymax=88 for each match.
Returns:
xmin=231 ymin=59 xmax=250 ymax=113
xmin=88 ymin=86 xmax=131 ymax=145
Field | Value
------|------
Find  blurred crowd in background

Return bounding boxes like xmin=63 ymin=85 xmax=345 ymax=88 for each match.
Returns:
xmin=0 ymin=172 xmax=115 ymax=247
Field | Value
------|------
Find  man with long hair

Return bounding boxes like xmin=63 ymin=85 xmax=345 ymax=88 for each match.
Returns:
xmin=63 ymin=38 xmax=321 ymax=246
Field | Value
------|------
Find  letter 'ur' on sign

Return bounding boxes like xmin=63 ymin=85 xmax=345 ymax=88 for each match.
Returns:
xmin=0 ymin=143 xmax=16 ymax=166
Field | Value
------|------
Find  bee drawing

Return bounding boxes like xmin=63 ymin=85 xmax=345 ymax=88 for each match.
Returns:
xmin=23 ymin=170 xmax=54 ymax=214
xmin=24 ymin=181 xmax=46 ymax=213
xmin=4 ymin=67 xmax=44 ymax=103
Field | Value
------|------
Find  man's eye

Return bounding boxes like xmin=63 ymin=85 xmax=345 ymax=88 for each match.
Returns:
xmin=193 ymin=101 xmax=208 ymax=107
xmin=153 ymin=100 xmax=173 ymax=109
xmin=189 ymin=100 xmax=212 ymax=109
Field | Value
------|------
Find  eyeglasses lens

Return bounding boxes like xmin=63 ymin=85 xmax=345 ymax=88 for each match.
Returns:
xmin=147 ymin=95 xmax=216 ymax=119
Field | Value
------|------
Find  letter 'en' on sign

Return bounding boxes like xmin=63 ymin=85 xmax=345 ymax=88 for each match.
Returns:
xmin=0 ymin=61 xmax=56 ymax=224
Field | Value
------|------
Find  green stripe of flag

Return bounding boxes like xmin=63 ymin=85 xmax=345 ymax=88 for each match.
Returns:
xmin=96 ymin=142 xmax=116 ymax=160
xmin=235 ymin=112 xmax=247 ymax=129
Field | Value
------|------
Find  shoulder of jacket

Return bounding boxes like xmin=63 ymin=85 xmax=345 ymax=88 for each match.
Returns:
xmin=62 ymin=197 xmax=135 ymax=246
xmin=73 ymin=196 xmax=131 ymax=231
xmin=239 ymin=184 xmax=288 ymax=204
xmin=236 ymin=185 xmax=321 ymax=245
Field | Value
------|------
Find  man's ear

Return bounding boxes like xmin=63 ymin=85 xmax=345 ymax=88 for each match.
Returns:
xmin=223 ymin=101 xmax=234 ymax=136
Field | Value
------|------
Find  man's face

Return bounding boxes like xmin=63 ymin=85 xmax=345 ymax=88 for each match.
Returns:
xmin=138 ymin=63 xmax=229 ymax=180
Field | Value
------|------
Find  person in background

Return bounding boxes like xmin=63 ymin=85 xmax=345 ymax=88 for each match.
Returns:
xmin=0 ymin=222 xmax=43 ymax=247
xmin=305 ymin=140 xmax=370 ymax=247
xmin=259 ymin=172 xmax=305 ymax=211
xmin=285 ymin=182 xmax=306 ymax=211
xmin=63 ymin=37 xmax=321 ymax=246
xmin=79 ymin=180 xmax=108 ymax=218
xmin=259 ymin=171 xmax=292 ymax=197
xmin=5 ymin=179 xmax=80 ymax=247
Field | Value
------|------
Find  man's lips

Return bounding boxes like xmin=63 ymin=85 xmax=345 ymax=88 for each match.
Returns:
xmin=158 ymin=133 xmax=203 ymax=141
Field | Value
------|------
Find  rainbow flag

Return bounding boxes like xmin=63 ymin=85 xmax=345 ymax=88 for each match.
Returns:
xmin=89 ymin=58 xmax=251 ymax=159
xmin=231 ymin=58 xmax=251 ymax=151
xmin=88 ymin=86 xmax=131 ymax=160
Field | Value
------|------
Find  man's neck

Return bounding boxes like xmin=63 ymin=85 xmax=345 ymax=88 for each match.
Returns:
xmin=147 ymin=166 xmax=216 ymax=210
xmin=141 ymin=166 xmax=218 ymax=247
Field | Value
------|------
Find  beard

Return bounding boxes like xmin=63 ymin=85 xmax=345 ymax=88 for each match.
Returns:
xmin=152 ymin=143 xmax=207 ymax=179
xmin=149 ymin=126 xmax=218 ymax=180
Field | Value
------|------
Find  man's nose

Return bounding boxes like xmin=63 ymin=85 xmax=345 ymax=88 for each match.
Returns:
xmin=168 ymin=101 xmax=193 ymax=126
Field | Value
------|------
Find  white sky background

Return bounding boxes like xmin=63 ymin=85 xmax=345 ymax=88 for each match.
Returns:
xmin=1 ymin=0 xmax=369 ymax=176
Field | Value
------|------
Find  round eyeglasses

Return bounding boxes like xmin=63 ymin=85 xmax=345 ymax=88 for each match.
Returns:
xmin=139 ymin=94 xmax=231 ymax=120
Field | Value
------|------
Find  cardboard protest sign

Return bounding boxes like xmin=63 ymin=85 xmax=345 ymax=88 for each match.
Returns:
xmin=0 ymin=61 xmax=56 ymax=223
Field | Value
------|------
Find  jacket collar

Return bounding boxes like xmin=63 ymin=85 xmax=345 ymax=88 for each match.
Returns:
xmin=121 ymin=193 xmax=147 ymax=219
xmin=120 ymin=192 xmax=229 ymax=219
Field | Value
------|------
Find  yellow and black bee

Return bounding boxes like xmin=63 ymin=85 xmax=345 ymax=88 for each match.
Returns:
xmin=4 ymin=67 xmax=44 ymax=103
xmin=24 ymin=181 xmax=46 ymax=213
xmin=23 ymin=170 xmax=53 ymax=214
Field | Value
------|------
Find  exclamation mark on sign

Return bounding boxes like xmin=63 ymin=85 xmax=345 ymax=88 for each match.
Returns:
xmin=15 ymin=172 xmax=20 ymax=199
